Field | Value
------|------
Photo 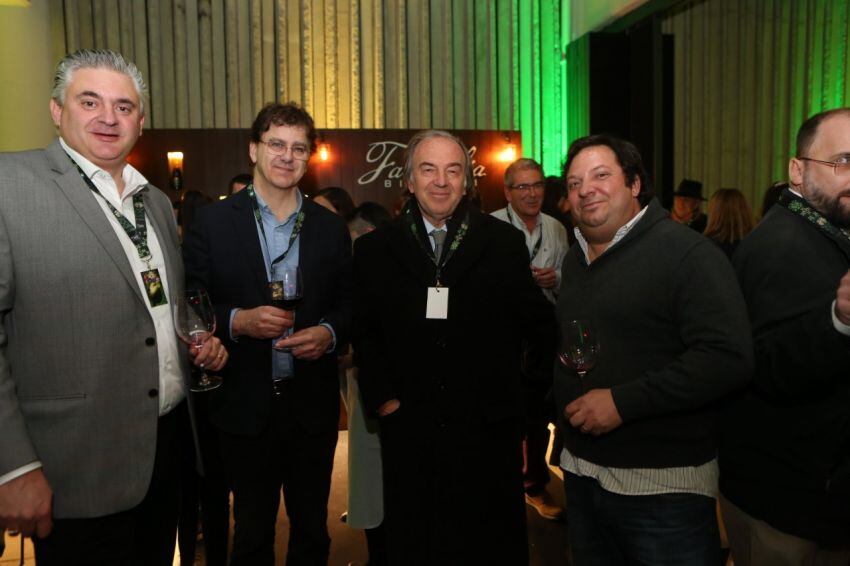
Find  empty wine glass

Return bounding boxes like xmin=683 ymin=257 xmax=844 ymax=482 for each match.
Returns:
xmin=558 ymin=319 xmax=600 ymax=393
xmin=174 ymin=288 xmax=222 ymax=392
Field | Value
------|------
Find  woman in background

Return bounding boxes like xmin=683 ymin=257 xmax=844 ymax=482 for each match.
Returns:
xmin=703 ymin=188 xmax=754 ymax=259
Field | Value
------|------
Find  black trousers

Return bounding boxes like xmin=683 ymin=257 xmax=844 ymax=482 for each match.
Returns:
xmin=177 ymin=393 xmax=230 ymax=566
xmin=522 ymin=380 xmax=555 ymax=493
xmin=219 ymin=392 xmax=338 ymax=566
xmin=33 ymin=403 xmax=184 ymax=566
xmin=380 ymin=411 xmax=528 ymax=566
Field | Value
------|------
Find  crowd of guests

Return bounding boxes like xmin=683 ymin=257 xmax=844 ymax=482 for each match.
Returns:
xmin=1 ymin=47 xmax=849 ymax=566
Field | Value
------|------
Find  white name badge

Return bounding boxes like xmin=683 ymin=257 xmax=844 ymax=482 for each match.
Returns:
xmin=426 ymin=286 xmax=449 ymax=319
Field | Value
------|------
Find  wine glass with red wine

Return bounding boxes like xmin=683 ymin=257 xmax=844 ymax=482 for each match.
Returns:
xmin=269 ymin=264 xmax=302 ymax=352
xmin=174 ymin=288 xmax=222 ymax=392
xmin=558 ymin=319 xmax=600 ymax=393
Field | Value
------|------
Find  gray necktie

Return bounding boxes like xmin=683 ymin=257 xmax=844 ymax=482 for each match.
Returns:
xmin=431 ymin=229 xmax=447 ymax=263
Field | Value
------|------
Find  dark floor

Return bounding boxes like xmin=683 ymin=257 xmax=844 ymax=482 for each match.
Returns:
xmin=0 ymin=432 xmax=570 ymax=565
xmin=188 ymin=431 xmax=571 ymax=565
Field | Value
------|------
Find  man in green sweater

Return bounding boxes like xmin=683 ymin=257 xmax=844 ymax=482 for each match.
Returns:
xmin=553 ymin=134 xmax=752 ymax=565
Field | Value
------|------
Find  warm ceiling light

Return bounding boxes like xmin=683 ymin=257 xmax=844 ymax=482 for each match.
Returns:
xmin=167 ymin=152 xmax=184 ymax=191
xmin=317 ymin=143 xmax=330 ymax=162
xmin=499 ymin=143 xmax=517 ymax=163
xmin=167 ymin=151 xmax=184 ymax=173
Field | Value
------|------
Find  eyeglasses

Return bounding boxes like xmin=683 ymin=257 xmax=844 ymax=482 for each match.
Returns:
xmin=798 ymin=156 xmax=850 ymax=177
xmin=509 ymin=181 xmax=545 ymax=193
xmin=259 ymin=140 xmax=309 ymax=160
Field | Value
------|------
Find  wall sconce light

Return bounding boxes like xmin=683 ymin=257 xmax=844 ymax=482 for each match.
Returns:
xmin=499 ymin=143 xmax=517 ymax=163
xmin=317 ymin=143 xmax=331 ymax=162
xmin=167 ymin=151 xmax=184 ymax=192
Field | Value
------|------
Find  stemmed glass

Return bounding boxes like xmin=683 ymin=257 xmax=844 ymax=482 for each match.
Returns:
xmin=174 ymin=288 xmax=222 ymax=392
xmin=269 ymin=265 xmax=303 ymax=352
xmin=558 ymin=319 xmax=600 ymax=393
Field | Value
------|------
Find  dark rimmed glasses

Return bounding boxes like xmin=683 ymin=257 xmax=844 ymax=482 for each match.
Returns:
xmin=798 ymin=156 xmax=850 ymax=177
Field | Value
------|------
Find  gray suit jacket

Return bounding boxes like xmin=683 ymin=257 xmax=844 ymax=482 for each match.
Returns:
xmin=0 ymin=139 xmax=187 ymax=518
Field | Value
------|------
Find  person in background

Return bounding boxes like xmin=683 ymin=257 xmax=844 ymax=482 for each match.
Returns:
xmin=491 ymin=158 xmax=567 ymax=521
xmin=671 ymin=178 xmax=708 ymax=232
xmin=176 ymin=190 xmax=212 ymax=240
xmin=542 ymin=175 xmax=576 ymax=246
xmin=345 ymin=202 xmax=393 ymax=566
xmin=314 ymin=186 xmax=355 ymax=218
xmin=0 ymin=48 xmax=227 ymax=565
xmin=702 ymin=188 xmax=754 ymax=259
xmin=760 ymin=181 xmax=787 ymax=219
xmin=719 ymin=108 xmax=850 ymax=566
xmin=354 ymin=130 xmax=556 ymax=565
xmin=228 ymin=173 xmax=252 ymax=196
xmin=556 ymin=134 xmax=752 ymax=565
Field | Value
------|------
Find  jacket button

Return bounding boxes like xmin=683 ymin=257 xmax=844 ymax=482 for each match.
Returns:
xmin=145 ymin=337 xmax=156 ymax=346
xmin=148 ymin=389 xmax=158 ymax=398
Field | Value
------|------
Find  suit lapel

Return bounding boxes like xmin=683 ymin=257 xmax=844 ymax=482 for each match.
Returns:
xmin=46 ymin=141 xmax=146 ymax=305
xmin=440 ymin=207 xmax=488 ymax=285
xmin=385 ymin=218 xmax=436 ymax=285
xmin=298 ymin=201 xmax=322 ymax=295
xmin=229 ymin=191 xmax=270 ymax=295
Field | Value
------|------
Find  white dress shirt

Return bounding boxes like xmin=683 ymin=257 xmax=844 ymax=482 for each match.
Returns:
xmin=490 ymin=206 xmax=569 ymax=304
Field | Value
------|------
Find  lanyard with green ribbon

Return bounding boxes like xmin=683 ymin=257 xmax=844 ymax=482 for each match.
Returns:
xmin=405 ymin=201 xmax=470 ymax=286
xmin=779 ymin=189 xmax=850 ymax=243
xmin=505 ymin=206 xmax=543 ymax=261
xmin=246 ymin=184 xmax=305 ymax=271
xmin=67 ymin=153 xmax=153 ymax=268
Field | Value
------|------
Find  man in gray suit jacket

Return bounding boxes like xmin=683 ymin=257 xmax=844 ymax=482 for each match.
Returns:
xmin=0 ymin=49 xmax=228 ymax=565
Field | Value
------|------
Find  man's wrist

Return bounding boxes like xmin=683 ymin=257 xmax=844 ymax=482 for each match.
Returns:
xmin=319 ymin=321 xmax=337 ymax=352
xmin=0 ymin=462 xmax=42 ymax=486
xmin=831 ymin=300 xmax=850 ymax=336
xmin=229 ymin=308 xmax=242 ymax=340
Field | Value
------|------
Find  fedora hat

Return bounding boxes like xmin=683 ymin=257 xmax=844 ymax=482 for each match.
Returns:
xmin=674 ymin=179 xmax=705 ymax=200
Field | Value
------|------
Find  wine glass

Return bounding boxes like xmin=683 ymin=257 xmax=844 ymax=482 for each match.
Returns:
xmin=558 ymin=319 xmax=600 ymax=393
xmin=269 ymin=264 xmax=303 ymax=352
xmin=174 ymin=288 xmax=222 ymax=392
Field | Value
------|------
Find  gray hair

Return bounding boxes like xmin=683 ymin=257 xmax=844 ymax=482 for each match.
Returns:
xmin=403 ymin=129 xmax=472 ymax=190
xmin=52 ymin=49 xmax=148 ymax=117
xmin=504 ymin=157 xmax=543 ymax=187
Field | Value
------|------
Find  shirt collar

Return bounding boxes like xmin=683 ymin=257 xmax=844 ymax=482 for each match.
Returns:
xmin=253 ymin=186 xmax=303 ymax=225
xmin=59 ymin=137 xmax=149 ymax=198
xmin=574 ymin=205 xmax=649 ymax=264
xmin=507 ymin=204 xmax=540 ymax=232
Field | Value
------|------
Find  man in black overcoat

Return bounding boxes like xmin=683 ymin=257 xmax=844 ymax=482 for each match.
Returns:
xmin=353 ymin=130 xmax=556 ymax=565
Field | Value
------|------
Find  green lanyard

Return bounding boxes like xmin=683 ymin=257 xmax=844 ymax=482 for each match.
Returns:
xmin=779 ymin=189 xmax=850 ymax=243
xmin=67 ymin=154 xmax=152 ymax=267
xmin=404 ymin=201 xmax=469 ymax=286
xmin=245 ymin=184 xmax=305 ymax=269
xmin=505 ymin=206 xmax=543 ymax=261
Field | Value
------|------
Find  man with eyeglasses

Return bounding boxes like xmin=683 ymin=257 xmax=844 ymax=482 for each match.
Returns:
xmin=718 ymin=108 xmax=850 ymax=565
xmin=492 ymin=158 xmax=568 ymax=521
xmin=182 ymin=102 xmax=352 ymax=565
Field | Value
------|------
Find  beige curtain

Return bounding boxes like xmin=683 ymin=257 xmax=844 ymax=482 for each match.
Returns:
xmin=52 ymin=0 xmax=544 ymax=132
xmin=663 ymin=0 xmax=850 ymax=211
